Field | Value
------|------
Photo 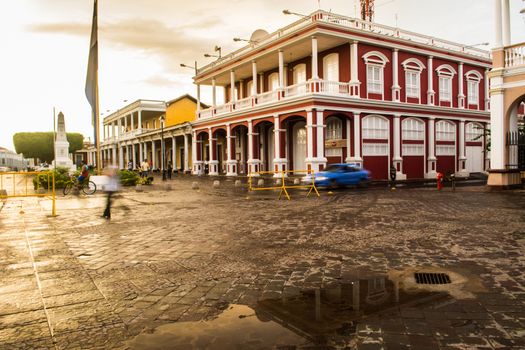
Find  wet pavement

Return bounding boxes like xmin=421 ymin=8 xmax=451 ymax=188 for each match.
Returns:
xmin=0 ymin=176 xmax=524 ymax=349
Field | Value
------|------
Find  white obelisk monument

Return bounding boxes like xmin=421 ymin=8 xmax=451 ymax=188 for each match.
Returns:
xmin=54 ymin=112 xmax=76 ymax=170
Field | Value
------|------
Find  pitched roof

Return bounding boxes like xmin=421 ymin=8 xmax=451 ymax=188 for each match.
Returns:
xmin=166 ymin=94 xmax=209 ymax=109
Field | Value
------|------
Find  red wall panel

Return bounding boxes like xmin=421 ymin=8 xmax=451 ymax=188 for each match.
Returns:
xmin=363 ymin=155 xmax=388 ymax=180
xmin=403 ymin=156 xmax=425 ymax=179
xmin=437 ymin=156 xmax=455 ymax=175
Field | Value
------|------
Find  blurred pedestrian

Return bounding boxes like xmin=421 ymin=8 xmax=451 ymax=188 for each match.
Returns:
xmin=140 ymin=159 xmax=150 ymax=178
xmin=127 ymin=160 xmax=133 ymax=171
xmin=102 ymin=166 xmax=120 ymax=219
xmin=167 ymin=161 xmax=172 ymax=180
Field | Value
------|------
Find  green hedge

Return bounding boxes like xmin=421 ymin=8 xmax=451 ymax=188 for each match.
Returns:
xmin=117 ymin=170 xmax=154 ymax=186
xmin=33 ymin=167 xmax=78 ymax=189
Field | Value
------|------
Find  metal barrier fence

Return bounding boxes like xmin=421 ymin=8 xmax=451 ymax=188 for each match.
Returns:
xmin=247 ymin=170 xmax=320 ymax=200
xmin=0 ymin=171 xmax=56 ymax=216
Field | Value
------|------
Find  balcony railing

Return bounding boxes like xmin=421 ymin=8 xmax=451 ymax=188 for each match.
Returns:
xmin=504 ymin=42 xmax=525 ymax=68
xmin=284 ymin=82 xmax=310 ymax=98
xmin=235 ymin=96 xmax=254 ymax=110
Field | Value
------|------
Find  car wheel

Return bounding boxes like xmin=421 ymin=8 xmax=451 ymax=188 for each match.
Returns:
xmin=358 ymin=178 xmax=370 ymax=188
xmin=330 ymin=179 xmax=338 ymax=189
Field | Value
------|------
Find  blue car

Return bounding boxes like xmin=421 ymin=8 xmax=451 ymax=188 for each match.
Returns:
xmin=302 ymin=163 xmax=370 ymax=188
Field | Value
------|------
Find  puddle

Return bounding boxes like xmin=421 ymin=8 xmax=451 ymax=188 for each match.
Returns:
xmin=126 ymin=304 xmax=307 ymax=349
xmin=128 ymin=275 xmax=451 ymax=349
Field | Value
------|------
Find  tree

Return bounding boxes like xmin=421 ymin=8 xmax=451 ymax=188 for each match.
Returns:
xmin=13 ymin=132 xmax=84 ymax=163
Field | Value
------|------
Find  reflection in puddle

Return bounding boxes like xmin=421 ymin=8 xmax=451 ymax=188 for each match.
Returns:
xmin=128 ymin=276 xmax=450 ymax=349
xmin=127 ymin=304 xmax=307 ymax=349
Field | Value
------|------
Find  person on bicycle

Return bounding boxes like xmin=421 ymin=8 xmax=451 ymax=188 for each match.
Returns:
xmin=78 ymin=161 xmax=89 ymax=184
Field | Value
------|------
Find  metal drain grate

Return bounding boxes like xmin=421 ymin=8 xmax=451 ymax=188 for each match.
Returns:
xmin=414 ymin=272 xmax=451 ymax=285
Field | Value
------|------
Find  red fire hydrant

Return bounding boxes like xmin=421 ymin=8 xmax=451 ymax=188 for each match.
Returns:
xmin=436 ymin=172 xmax=444 ymax=191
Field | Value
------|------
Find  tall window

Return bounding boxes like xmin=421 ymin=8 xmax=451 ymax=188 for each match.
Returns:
xmin=402 ymin=118 xmax=424 ymax=156
xmin=323 ymin=53 xmax=339 ymax=81
xmin=436 ymin=120 xmax=456 ymax=141
xmin=362 ymin=115 xmax=389 ymax=139
xmin=363 ymin=52 xmax=389 ymax=97
xmin=402 ymin=58 xmax=425 ymax=100
xmin=465 ymin=70 xmax=482 ymax=106
xmin=436 ymin=64 xmax=457 ymax=104
xmin=402 ymin=118 xmax=424 ymax=141
xmin=325 ymin=117 xmax=342 ymax=157
xmin=367 ymin=66 xmax=383 ymax=94
xmin=439 ymin=76 xmax=452 ymax=101
xmin=325 ymin=117 xmax=342 ymax=140
xmin=293 ymin=64 xmax=306 ymax=84
xmin=268 ymin=73 xmax=279 ymax=91
xmin=466 ymin=122 xmax=483 ymax=142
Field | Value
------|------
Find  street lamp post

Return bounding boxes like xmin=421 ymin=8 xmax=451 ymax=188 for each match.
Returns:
xmin=160 ymin=115 xmax=166 ymax=181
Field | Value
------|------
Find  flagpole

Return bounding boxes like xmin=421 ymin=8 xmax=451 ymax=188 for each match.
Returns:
xmin=95 ymin=68 xmax=101 ymax=174
xmin=53 ymin=107 xmax=56 ymax=169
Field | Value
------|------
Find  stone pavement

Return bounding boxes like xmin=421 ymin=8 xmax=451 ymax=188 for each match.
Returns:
xmin=0 ymin=177 xmax=524 ymax=349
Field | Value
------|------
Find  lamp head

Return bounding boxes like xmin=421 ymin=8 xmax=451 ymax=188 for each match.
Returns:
xmin=283 ymin=9 xmax=291 ymax=15
xmin=214 ymin=45 xmax=221 ymax=52
xmin=233 ymin=37 xmax=241 ymax=42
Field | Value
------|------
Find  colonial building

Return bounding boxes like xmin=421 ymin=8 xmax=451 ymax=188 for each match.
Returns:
xmin=0 ymin=147 xmax=27 ymax=171
xmin=100 ymin=95 xmax=204 ymax=172
xmin=190 ymin=10 xmax=492 ymax=180
xmin=487 ymin=0 xmax=525 ymax=188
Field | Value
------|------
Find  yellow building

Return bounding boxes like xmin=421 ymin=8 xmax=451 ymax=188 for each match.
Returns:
xmin=100 ymin=95 xmax=206 ymax=173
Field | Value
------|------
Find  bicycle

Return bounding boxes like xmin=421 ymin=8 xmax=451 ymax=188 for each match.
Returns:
xmin=63 ymin=175 xmax=97 ymax=195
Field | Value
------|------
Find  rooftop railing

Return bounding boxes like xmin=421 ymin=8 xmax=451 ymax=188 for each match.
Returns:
xmin=197 ymin=10 xmax=490 ymax=77
xmin=504 ymin=42 xmax=525 ymax=68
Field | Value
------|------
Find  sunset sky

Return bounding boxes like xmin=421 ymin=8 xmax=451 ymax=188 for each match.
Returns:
xmin=1 ymin=0 xmax=525 ymax=151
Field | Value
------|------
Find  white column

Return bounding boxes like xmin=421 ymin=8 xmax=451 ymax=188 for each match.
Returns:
xmin=138 ymin=110 xmax=142 ymax=131
xmin=196 ymin=84 xmax=201 ymax=113
xmin=350 ymin=41 xmax=360 ymax=97
xmin=132 ymin=143 xmax=136 ymax=168
xmin=124 ymin=115 xmax=128 ymax=131
xmin=311 ymin=36 xmax=319 ymax=79
xmin=118 ymin=144 xmax=124 ymax=169
xmin=226 ymin=123 xmax=237 ymax=176
xmin=252 ymin=61 xmax=258 ymax=96
xmin=191 ymin=131 xmax=202 ymax=175
xmin=427 ymin=56 xmax=435 ymax=105
xmin=143 ymin=142 xmax=147 ymax=163
xmin=484 ymin=69 xmax=490 ymax=110
xmin=306 ymin=110 xmax=314 ymax=161
xmin=426 ymin=117 xmax=437 ymax=178
xmin=171 ymin=136 xmax=176 ymax=170
xmin=278 ymin=50 xmax=284 ymax=89
xmin=315 ymin=109 xmax=327 ymax=171
xmin=501 ymin=0 xmax=510 ymax=47
xmin=111 ymin=122 xmax=116 ymax=139
xmin=458 ymin=119 xmax=468 ymax=176
xmin=230 ymin=70 xmax=236 ymax=104
xmin=345 ymin=119 xmax=352 ymax=162
xmin=112 ymin=146 xmax=117 ymax=166
xmin=353 ymin=113 xmax=362 ymax=164
xmin=208 ymin=127 xmax=218 ymax=175
xmin=212 ymin=78 xmax=217 ymax=108
xmin=184 ymin=133 xmax=189 ymax=172
xmin=494 ymin=0 xmax=503 ymax=47
xmin=392 ymin=49 xmax=400 ymax=102
xmin=130 ymin=113 xmax=134 ymax=131
xmin=273 ymin=115 xmax=286 ymax=175
xmin=239 ymin=80 xmax=244 ymax=99
xmin=393 ymin=114 xmax=406 ymax=179
xmin=259 ymin=73 xmax=264 ymax=94
xmin=458 ymin=63 xmax=465 ymax=108
xmin=247 ymin=120 xmax=259 ymax=174
xmin=117 ymin=119 xmax=122 ymax=140
xmin=103 ymin=124 xmax=106 ymax=140
xmin=151 ymin=141 xmax=156 ymax=169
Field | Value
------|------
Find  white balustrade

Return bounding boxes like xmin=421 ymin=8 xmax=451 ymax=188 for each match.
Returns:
xmin=257 ymin=90 xmax=279 ymax=104
xmin=319 ymin=81 xmax=350 ymax=96
xmin=235 ymin=97 xmax=253 ymax=110
xmin=505 ymin=43 xmax=525 ymax=68
xmin=215 ymin=103 xmax=232 ymax=115
xmin=284 ymin=82 xmax=309 ymax=98
xmin=199 ymin=108 xmax=214 ymax=119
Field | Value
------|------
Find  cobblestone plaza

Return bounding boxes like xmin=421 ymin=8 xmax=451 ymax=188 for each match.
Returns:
xmin=0 ymin=178 xmax=524 ymax=349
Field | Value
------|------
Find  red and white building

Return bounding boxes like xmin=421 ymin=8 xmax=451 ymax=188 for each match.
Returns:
xmin=190 ymin=10 xmax=492 ymax=180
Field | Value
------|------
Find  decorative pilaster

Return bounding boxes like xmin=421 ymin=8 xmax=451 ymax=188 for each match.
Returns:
xmin=212 ymin=78 xmax=217 ymax=108
xmin=171 ymin=136 xmax=176 ymax=170
xmin=247 ymin=120 xmax=261 ymax=175
xmin=458 ymin=63 xmax=465 ymax=109
xmin=392 ymin=49 xmax=401 ymax=102
xmin=349 ymin=41 xmax=360 ymax=97
xmin=183 ymin=133 xmax=190 ymax=173
xmin=208 ymin=128 xmax=219 ymax=175
xmin=393 ymin=114 xmax=406 ymax=179
xmin=226 ymin=123 xmax=238 ymax=176
xmin=426 ymin=117 xmax=437 ymax=178
xmin=192 ymin=131 xmax=203 ymax=175
xmin=427 ymin=56 xmax=435 ymax=105
xmin=348 ymin=113 xmax=363 ymax=166
xmin=273 ymin=115 xmax=287 ymax=176
xmin=457 ymin=119 xmax=469 ymax=177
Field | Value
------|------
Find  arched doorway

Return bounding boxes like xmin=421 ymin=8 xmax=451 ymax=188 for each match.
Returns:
xmin=293 ymin=121 xmax=307 ymax=172
xmin=231 ymin=125 xmax=248 ymax=175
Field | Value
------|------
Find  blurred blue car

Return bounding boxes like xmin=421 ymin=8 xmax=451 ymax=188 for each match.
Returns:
xmin=302 ymin=163 xmax=370 ymax=188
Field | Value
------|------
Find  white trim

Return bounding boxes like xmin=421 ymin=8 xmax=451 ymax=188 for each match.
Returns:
xmin=401 ymin=58 xmax=426 ymax=72
xmin=435 ymin=64 xmax=457 ymax=76
xmin=464 ymin=70 xmax=483 ymax=81
xmin=362 ymin=51 xmax=390 ymax=66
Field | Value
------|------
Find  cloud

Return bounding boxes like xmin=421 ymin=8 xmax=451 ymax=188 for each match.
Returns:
xmin=28 ymin=17 xmax=225 ymax=72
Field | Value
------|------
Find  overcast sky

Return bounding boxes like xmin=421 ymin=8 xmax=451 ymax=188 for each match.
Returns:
xmin=1 ymin=0 xmax=525 ymax=151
